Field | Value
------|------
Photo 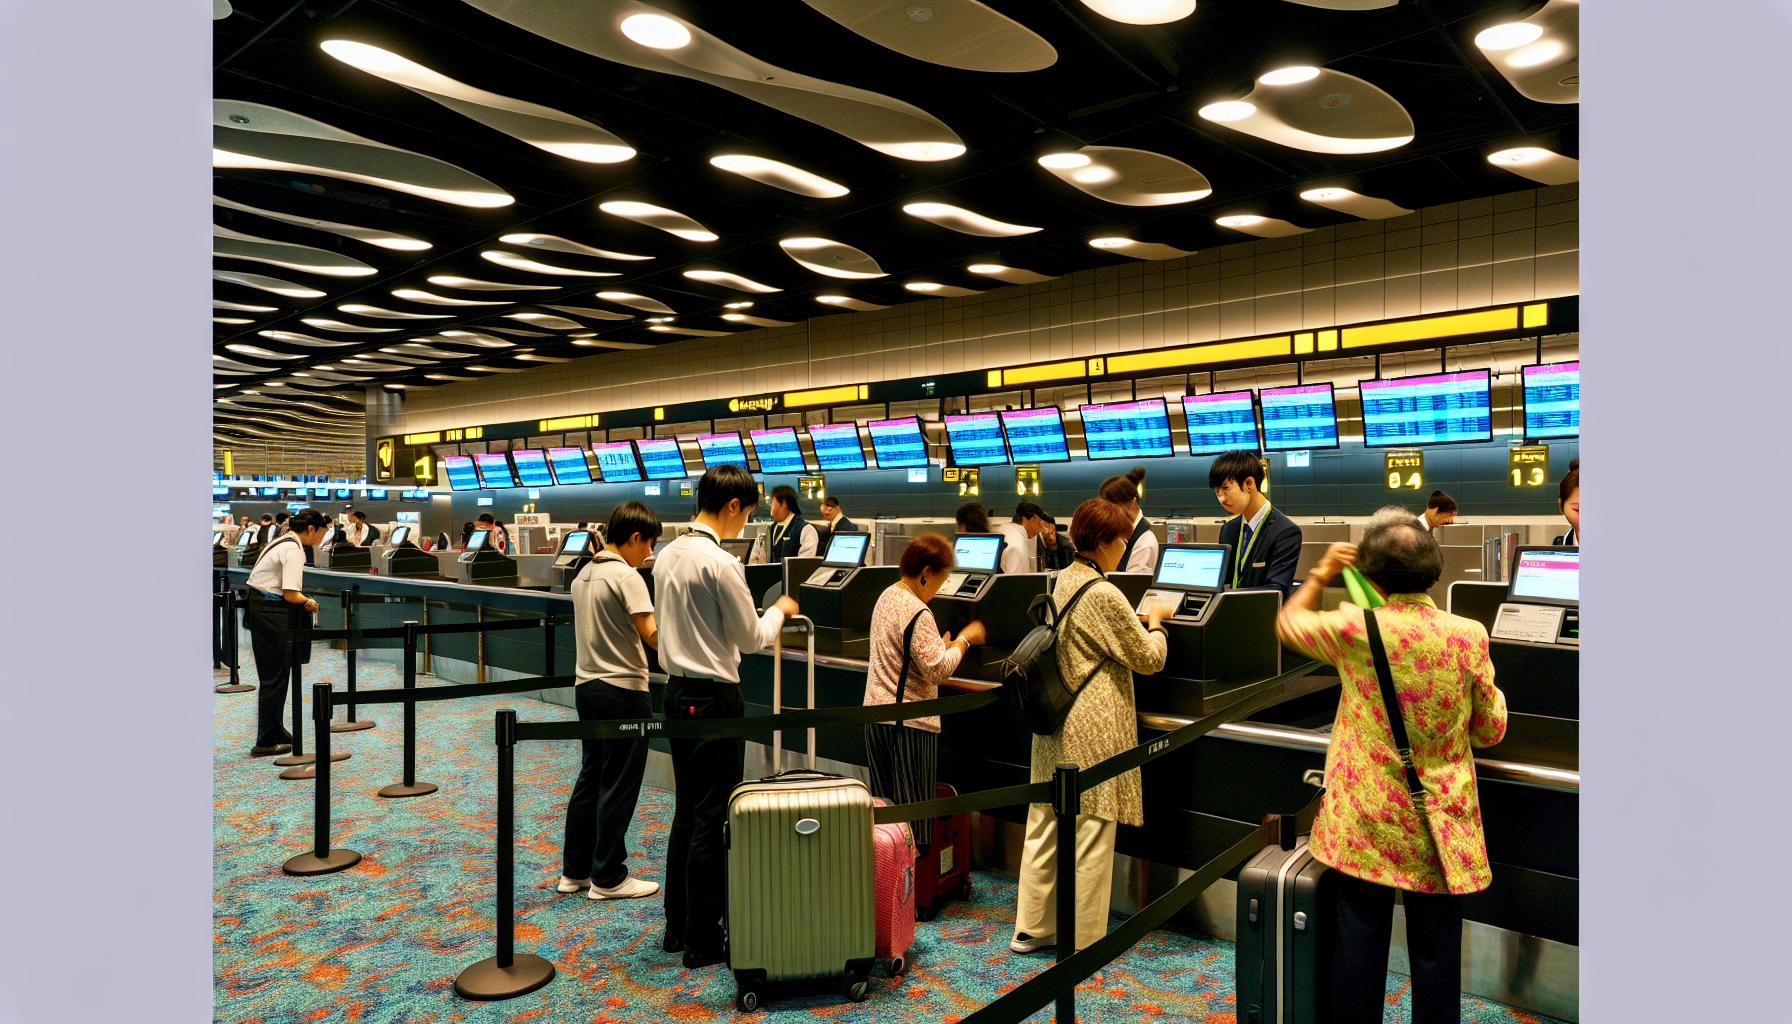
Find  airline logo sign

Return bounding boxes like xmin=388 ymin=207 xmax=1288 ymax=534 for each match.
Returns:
xmin=728 ymin=395 xmax=780 ymax=413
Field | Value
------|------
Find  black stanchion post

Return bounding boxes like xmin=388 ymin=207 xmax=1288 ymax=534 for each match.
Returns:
xmin=277 ymin=636 xmax=349 ymax=778
xmin=454 ymin=709 xmax=555 ymax=999
xmin=1053 ymin=761 xmax=1081 ymax=1024
xmin=284 ymin=684 xmax=362 ymax=876
xmin=378 ymin=620 xmax=437 ymax=798
xmin=215 ymin=586 xmax=253 ymax=694
xmin=332 ymin=586 xmax=374 ymax=733
xmin=542 ymin=616 xmax=554 ymax=679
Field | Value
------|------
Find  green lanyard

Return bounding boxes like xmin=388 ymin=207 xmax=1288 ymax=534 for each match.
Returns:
xmin=1233 ymin=504 xmax=1270 ymax=587
xmin=772 ymin=519 xmax=790 ymax=546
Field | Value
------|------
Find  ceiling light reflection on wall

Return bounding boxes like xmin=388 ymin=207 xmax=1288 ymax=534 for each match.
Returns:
xmin=620 ymin=13 xmax=692 ymax=49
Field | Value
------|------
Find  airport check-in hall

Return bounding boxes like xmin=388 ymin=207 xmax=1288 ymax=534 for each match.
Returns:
xmin=212 ymin=0 xmax=1581 ymax=1020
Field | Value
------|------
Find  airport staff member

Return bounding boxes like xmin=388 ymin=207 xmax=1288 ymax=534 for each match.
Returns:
xmin=994 ymin=501 xmax=1052 ymax=575
xmin=1421 ymin=491 xmax=1458 ymax=535
xmin=242 ymin=508 xmax=332 ymax=758
xmin=1555 ymin=461 xmax=1579 ymax=545
xmin=955 ymin=502 xmax=992 ymax=535
xmin=476 ymin=512 xmax=510 ymax=554
xmin=766 ymin=485 xmax=818 ymax=562
xmin=819 ymin=496 xmax=858 ymax=534
xmin=344 ymin=510 xmax=380 ymax=546
xmin=1210 ymin=450 xmax=1303 ymax=599
xmin=1099 ymin=467 xmax=1158 ymax=575
xmin=1036 ymin=512 xmax=1074 ymax=572
xmin=655 ymin=465 xmax=800 ymax=969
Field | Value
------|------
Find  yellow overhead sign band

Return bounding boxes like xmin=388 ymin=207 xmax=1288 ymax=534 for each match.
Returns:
xmin=1003 ymin=359 xmax=1087 ymax=386
xmin=1523 ymin=303 xmax=1549 ymax=328
xmin=539 ymin=415 xmax=598 ymax=431
xmin=1106 ymin=335 xmax=1291 ymax=375
xmin=784 ymin=383 xmax=867 ymax=407
xmin=1341 ymin=307 xmax=1521 ymax=349
xmin=401 ymin=431 xmax=441 ymax=445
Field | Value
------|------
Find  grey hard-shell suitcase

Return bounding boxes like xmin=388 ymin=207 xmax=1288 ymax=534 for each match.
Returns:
xmin=1236 ymin=836 xmax=1337 ymax=1024
xmin=725 ymin=768 xmax=877 ymax=1012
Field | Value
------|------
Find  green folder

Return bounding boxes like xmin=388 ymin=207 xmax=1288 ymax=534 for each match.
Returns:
xmin=1341 ymin=565 xmax=1385 ymax=609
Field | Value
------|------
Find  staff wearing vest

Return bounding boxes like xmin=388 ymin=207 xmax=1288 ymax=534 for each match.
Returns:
xmin=765 ymin=485 xmax=818 ymax=563
xmin=344 ymin=510 xmax=381 ymax=546
xmin=1209 ymin=450 xmax=1303 ymax=599
xmin=1420 ymin=490 xmax=1458 ymax=536
xmin=242 ymin=508 xmax=332 ymax=757
xmin=1554 ymin=461 xmax=1579 ymax=546
xmin=1098 ymin=467 xmax=1158 ymax=575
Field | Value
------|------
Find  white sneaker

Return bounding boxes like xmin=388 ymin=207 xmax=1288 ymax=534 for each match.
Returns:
xmin=588 ymin=876 xmax=660 ymax=900
xmin=1010 ymin=932 xmax=1055 ymax=954
xmin=556 ymin=876 xmax=591 ymax=893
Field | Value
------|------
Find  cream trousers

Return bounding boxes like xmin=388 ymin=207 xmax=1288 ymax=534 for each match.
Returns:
xmin=1013 ymin=803 xmax=1119 ymax=949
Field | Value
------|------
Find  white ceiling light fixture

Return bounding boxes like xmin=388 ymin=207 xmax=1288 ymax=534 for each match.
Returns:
xmin=904 ymin=281 xmax=984 ymax=297
xmin=779 ymin=237 xmax=888 ymax=279
xmin=901 ymin=202 xmax=1040 ymax=237
xmin=709 ymin=155 xmax=848 ymax=198
xmin=1486 ymin=146 xmax=1580 ymax=185
xmin=214 ymin=299 xmax=278 ymax=312
xmin=215 ymin=317 xmax=254 ymax=324
xmin=212 ymin=225 xmax=378 ymax=276
xmin=1197 ymin=100 xmax=1256 ymax=122
xmin=504 ymin=313 xmax=585 ymax=330
xmin=1037 ymin=146 xmax=1213 ymax=206
xmin=426 ymin=275 xmax=555 ymax=291
xmin=648 ymin=325 xmax=735 ymax=337
xmin=966 ymin=263 xmax=1058 ymax=285
xmin=1197 ymin=65 xmax=1413 ymax=154
xmin=1474 ymin=23 xmax=1543 ymax=50
xmin=541 ymin=304 xmax=633 ymax=320
xmin=390 ymin=288 xmax=509 ymax=306
xmin=721 ymin=313 xmax=796 ymax=327
xmin=338 ymin=304 xmax=452 ymax=319
xmin=1297 ymin=187 xmax=1413 ymax=220
xmin=1472 ymin=0 xmax=1577 ymax=104
xmin=1258 ymin=66 xmax=1321 ymax=85
xmin=683 ymin=270 xmax=783 ymax=293
xmin=802 ymin=0 xmax=1056 ymax=73
xmin=213 ymin=269 xmax=327 ymax=298
xmin=1037 ymin=152 xmax=1091 ymax=169
xmin=596 ymin=291 xmax=678 ymax=314
xmin=815 ymin=293 xmax=890 ymax=311
xmin=212 ymin=195 xmax=430 ymax=251
xmin=1077 ymin=0 xmax=1197 ymax=26
xmin=481 ymin=250 xmax=622 ymax=277
xmin=645 ymin=317 xmax=675 ymax=324
xmin=299 ymin=318 xmax=402 ymax=333
xmin=620 ymin=13 xmax=692 ymax=49
xmin=1087 ymin=237 xmax=1195 ymax=261
xmin=723 ymin=301 xmax=754 ymax=309
xmin=482 ymin=327 xmax=551 ymax=337
xmin=256 ymin=331 xmax=360 ymax=347
xmin=1214 ymin=214 xmax=1312 ymax=238
xmin=597 ymin=201 xmax=719 ymax=242
xmin=498 ymin=233 xmax=652 ymax=260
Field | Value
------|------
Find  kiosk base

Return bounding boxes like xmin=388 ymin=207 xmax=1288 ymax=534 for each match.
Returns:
xmin=808 ymin=626 xmax=870 ymax=658
xmin=454 ymin=954 xmax=556 ymax=1000
xmin=378 ymin=782 xmax=440 ymax=799
xmin=282 ymin=849 xmax=361 ymax=876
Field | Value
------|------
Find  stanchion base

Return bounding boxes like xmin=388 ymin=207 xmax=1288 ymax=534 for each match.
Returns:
xmin=454 ymin=954 xmax=555 ymax=1001
xmin=377 ymin=781 xmax=439 ymax=799
xmin=214 ymin=684 xmax=255 ymax=694
xmin=272 ymin=750 xmax=351 ymax=768
xmin=282 ymin=848 xmax=361 ymax=876
xmin=330 ymin=718 xmax=376 ymax=733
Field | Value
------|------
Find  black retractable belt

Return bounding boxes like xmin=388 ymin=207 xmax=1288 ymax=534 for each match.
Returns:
xmin=1363 ymin=607 xmax=1428 ymax=816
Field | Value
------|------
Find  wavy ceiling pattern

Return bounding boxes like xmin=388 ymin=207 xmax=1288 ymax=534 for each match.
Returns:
xmin=802 ymin=0 xmax=1057 ymax=73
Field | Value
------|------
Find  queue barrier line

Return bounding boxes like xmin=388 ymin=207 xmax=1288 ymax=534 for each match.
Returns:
xmin=340 ymin=675 xmax=580 ymax=706
xmin=512 ymin=691 xmax=1002 ymax=743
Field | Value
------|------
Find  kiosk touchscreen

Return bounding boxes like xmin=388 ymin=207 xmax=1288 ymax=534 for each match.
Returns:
xmin=1494 ymin=547 xmax=1579 ymax=645
xmin=456 ymin=528 xmax=520 ymax=587
xmin=549 ymin=529 xmax=598 ymax=590
xmin=460 ymin=529 xmax=491 ymax=562
xmin=928 ymin=533 xmax=1047 ymax=680
xmin=214 ymin=529 xmax=230 ymax=566
xmin=804 ymin=531 xmax=873 ymax=588
xmin=719 ymin=537 xmax=754 ymax=564
xmin=1129 ymin=542 xmax=1282 ymax=715
xmin=236 ymin=525 xmax=263 ymax=567
xmin=384 ymin=524 xmax=443 ymax=578
xmin=798 ymin=530 xmax=898 ymax=655
xmin=388 ymin=525 xmax=412 ymax=547
xmin=1136 ymin=544 xmax=1230 ymax=624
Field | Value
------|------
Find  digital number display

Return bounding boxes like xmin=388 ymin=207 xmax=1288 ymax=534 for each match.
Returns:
xmin=1181 ymin=391 xmax=1261 ymax=455
xmin=808 ymin=423 xmax=866 ymax=471
xmin=696 ymin=432 xmax=749 ymax=469
xmin=474 ymin=453 xmax=517 ymax=488
xmin=1080 ymin=399 xmax=1174 ymax=460
xmin=1384 ymin=450 xmax=1425 ymax=490
xmin=943 ymin=413 xmax=1009 ymax=467
xmin=443 ymin=456 xmax=481 ymax=491
xmin=634 ymin=438 xmax=689 ymax=480
xmin=998 ymin=407 xmax=1071 ymax=463
xmin=750 ymin=428 xmax=808 ymax=474
xmin=546 ymin=447 xmax=592 ymax=485
xmin=1361 ymin=370 xmax=1492 ymax=447
xmin=509 ymin=449 xmax=555 ymax=488
xmin=1259 ymin=383 xmax=1339 ymax=451
xmin=867 ymin=417 xmax=929 ymax=469
xmin=591 ymin=442 xmax=642 ymax=483
xmin=1523 ymin=362 xmax=1580 ymax=440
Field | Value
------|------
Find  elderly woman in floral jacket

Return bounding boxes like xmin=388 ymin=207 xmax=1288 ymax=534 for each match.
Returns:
xmin=1277 ymin=506 xmax=1508 ymax=1024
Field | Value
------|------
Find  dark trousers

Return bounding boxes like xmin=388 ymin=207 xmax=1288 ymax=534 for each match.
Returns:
xmin=662 ymin=676 xmax=744 ymax=954
xmin=246 ymin=613 xmax=297 ymax=749
xmin=561 ymin=681 xmax=653 ymax=888
xmin=1332 ymin=870 xmax=1464 ymax=1024
xmin=863 ymin=722 xmax=938 ymax=848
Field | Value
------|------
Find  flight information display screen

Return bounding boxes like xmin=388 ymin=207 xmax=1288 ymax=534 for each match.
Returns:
xmin=591 ymin=442 xmax=642 ymax=482
xmin=334 ymin=488 xmax=352 ymax=499
xmin=1523 ymin=362 xmax=1580 ymax=440
xmin=696 ymin=432 xmax=749 ymax=469
xmin=1155 ymin=546 xmax=1227 ymax=589
xmin=1360 ymin=370 xmax=1493 ymax=447
xmin=943 ymin=412 xmax=1009 ymax=467
xmin=1080 ymin=398 xmax=1174 ymax=460
xmin=546 ymin=446 xmax=592 ymax=485
xmin=998 ymin=407 xmax=1072 ymax=463
xmin=867 ymin=417 xmax=929 ymax=468
xmin=953 ymin=534 xmax=1003 ymax=571
xmin=1181 ymin=391 xmax=1261 ymax=455
xmin=749 ymin=428 xmax=807 ymax=474
xmin=1259 ymin=383 xmax=1340 ymax=451
xmin=823 ymin=532 xmax=869 ymax=565
xmin=1510 ymin=549 xmax=1580 ymax=604
xmin=809 ymin=422 xmax=867 ymax=470
xmin=474 ymin=453 xmax=518 ymax=488
xmin=443 ymin=456 xmax=481 ymax=491
xmin=634 ymin=438 xmax=690 ymax=480
xmin=509 ymin=449 xmax=554 ymax=488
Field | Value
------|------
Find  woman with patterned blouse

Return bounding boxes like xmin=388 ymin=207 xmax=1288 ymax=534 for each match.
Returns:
xmin=1012 ymin=499 xmax=1171 ymax=955
xmin=1276 ymin=507 xmax=1508 ymax=1024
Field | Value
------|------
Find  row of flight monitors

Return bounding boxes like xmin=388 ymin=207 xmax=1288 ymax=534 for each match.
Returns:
xmin=214 ymin=486 xmax=433 ymax=500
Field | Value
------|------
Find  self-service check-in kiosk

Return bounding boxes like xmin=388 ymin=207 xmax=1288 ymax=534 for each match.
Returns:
xmin=1131 ymin=543 xmax=1282 ymax=715
xmin=1479 ymin=546 xmax=1580 ymax=768
xmin=214 ymin=530 xmax=230 ymax=567
xmin=549 ymin=529 xmax=598 ymax=591
xmin=929 ymin=534 xmax=1049 ymax=680
xmin=798 ymin=532 xmax=898 ymax=656
xmin=236 ymin=528 xmax=262 ymax=568
xmin=456 ymin=528 xmax=519 ymax=588
xmin=382 ymin=526 xmax=444 ymax=578
xmin=319 ymin=528 xmax=374 ymax=572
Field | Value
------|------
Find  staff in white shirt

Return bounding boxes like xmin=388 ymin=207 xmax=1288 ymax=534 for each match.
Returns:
xmin=994 ymin=501 xmax=1057 ymax=574
xmin=242 ymin=509 xmax=331 ymax=758
xmin=1099 ymin=467 xmax=1159 ymax=575
xmin=654 ymin=465 xmax=799 ymax=970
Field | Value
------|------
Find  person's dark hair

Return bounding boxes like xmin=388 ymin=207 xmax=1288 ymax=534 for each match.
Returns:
xmin=476 ymin=512 xmax=496 ymax=525
xmin=259 ymin=514 xmax=274 ymax=524
xmin=699 ymin=464 xmax=761 ymax=515
xmin=1069 ymin=498 xmax=1132 ymax=554
xmin=1013 ymin=500 xmax=1045 ymax=523
xmin=899 ymin=533 xmax=954 ymax=578
xmin=1426 ymin=490 xmax=1458 ymax=514
xmin=461 ymin=522 xmax=475 ymax=544
xmin=288 ymin=509 xmax=331 ymax=533
xmin=955 ymin=502 xmax=991 ymax=533
xmin=821 ymin=496 xmax=841 ymax=510
xmin=1099 ymin=467 xmax=1146 ymax=505
xmin=769 ymin=484 xmax=802 ymax=517
xmin=274 ymin=511 xmax=290 ymax=524
xmin=606 ymin=500 xmax=663 ymax=547
xmin=1207 ymin=451 xmax=1265 ymax=491
xmin=350 ymin=510 xmax=368 ymax=522
xmin=1358 ymin=506 xmax=1444 ymax=594
xmin=1559 ymin=460 xmax=1579 ymax=506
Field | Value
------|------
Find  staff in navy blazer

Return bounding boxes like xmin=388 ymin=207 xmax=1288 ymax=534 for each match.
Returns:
xmin=1209 ymin=451 xmax=1303 ymax=599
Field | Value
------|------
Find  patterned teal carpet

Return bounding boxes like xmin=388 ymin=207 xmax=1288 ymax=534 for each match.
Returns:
xmin=213 ymin=641 xmax=1566 ymax=1023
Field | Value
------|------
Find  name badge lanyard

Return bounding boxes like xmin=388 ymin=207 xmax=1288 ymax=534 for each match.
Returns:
xmin=771 ymin=518 xmax=791 ymax=548
xmin=1233 ymin=505 xmax=1270 ymax=588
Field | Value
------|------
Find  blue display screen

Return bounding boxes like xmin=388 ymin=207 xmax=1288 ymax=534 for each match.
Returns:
xmin=546 ymin=447 xmax=592 ymax=485
xmin=809 ymin=423 xmax=866 ymax=470
xmin=998 ymin=407 xmax=1071 ymax=463
xmin=444 ymin=456 xmax=480 ymax=491
xmin=868 ymin=417 xmax=929 ymax=468
xmin=1080 ymin=398 xmax=1174 ymax=460
xmin=1360 ymin=371 xmax=1492 ymax=447
xmin=369 ymin=489 xmax=387 ymax=500
xmin=1182 ymin=392 xmax=1261 ymax=455
xmin=591 ymin=443 xmax=642 ymax=482
xmin=697 ymin=432 xmax=749 ymax=469
xmin=1259 ymin=384 xmax=1339 ymax=451
xmin=1523 ymin=362 xmax=1579 ymax=440
xmin=750 ymin=428 xmax=807 ymax=474
xmin=634 ymin=438 xmax=689 ymax=480
xmin=474 ymin=453 xmax=517 ymax=488
xmin=1156 ymin=546 xmax=1227 ymax=589
xmin=510 ymin=449 xmax=555 ymax=487
xmin=943 ymin=413 xmax=1008 ymax=467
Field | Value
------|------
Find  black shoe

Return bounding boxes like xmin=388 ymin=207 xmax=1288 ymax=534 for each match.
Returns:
xmin=249 ymin=744 xmax=292 ymax=757
xmin=661 ymin=931 xmax=684 ymax=954
xmin=681 ymin=945 xmax=726 ymax=969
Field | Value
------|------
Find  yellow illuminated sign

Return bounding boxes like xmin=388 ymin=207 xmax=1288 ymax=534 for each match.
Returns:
xmin=221 ymin=450 xmax=233 ymax=477
xmin=942 ymin=467 xmax=959 ymax=482
xmin=1509 ymin=445 xmax=1549 ymax=487
xmin=1105 ymin=335 xmax=1291 ymax=375
xmin=727 ymin=395 xmax=779 ymax=413
xmin=539 ymin=415 xmax=598 ymax=431
xmin=401 ymin=431 xmax=441 ymax=445
xmin=413 ymin=454 xmax=436 ymax=483
xmin=957 ymin=467 xmax=981 ymax=498
xmin=1003 ymin=359 xmax=1087 ymax=386
xmin=375 ymin=439 xmax=395 ymax=480
xmin=799 ymin=475 xmax=827 ymax=501
xmin=1015 ymin=465 xmax=1040 ymax=498
xmin=1342 ymin=307 xmax=1525 ymax=350
xmin=784 ymin=384 xmax=869 ymax=408
xmin=1384 ymin=451 xmax=1424 ymax=490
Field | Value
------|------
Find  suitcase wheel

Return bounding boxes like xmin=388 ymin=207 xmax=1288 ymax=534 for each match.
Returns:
xmin=734 ymin=988 xmax=759 ymax=1013
xmin=846 ymin=980 xmax=869 ymax=1003
xmin=888 ymin=956 xmax=907 ymax=978
xmin=916 ymin=904 xmax=935 ymax=922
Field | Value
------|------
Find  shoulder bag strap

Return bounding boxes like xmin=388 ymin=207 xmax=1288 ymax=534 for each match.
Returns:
xmin=892 ymin=608 xmax=926 ymax=725
xmin=1363 ymin=607 xmax=1427 ymax=815
xmin=1056 ymin=575 xmax=1111 ymax=694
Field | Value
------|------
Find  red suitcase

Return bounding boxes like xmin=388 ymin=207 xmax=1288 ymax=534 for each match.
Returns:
xmin=914 ymin=783 xmax=973 ymax=921
xmin=871 ymin=812 xmax=916 ymax=977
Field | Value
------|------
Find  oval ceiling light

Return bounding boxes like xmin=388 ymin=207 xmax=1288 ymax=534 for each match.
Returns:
xmin=461 ymin=0 xmax=966 ymax=162
xmin=709 ymin=154 xmax=849 ymax=198
xmin=966 ymin=263 xmax=1058 ymax=285
xmin=901 ymin=202 xmax=1040 ymax=237
xmin=1037 ymin=152 xmax=1091 ymax=169
xmin=390 ymin=288 xmax=509 ymax=306
xmin=802 ymin=0 xmax=1056 ymax=72
xmin=1486 ymin=146 xmax=1579 ymax=185
xmin=904 ymin=281 xmax=984 ymax=297
xmin=1297 ymin=187 xmax=1413 ymax=220
xmin=1038 ymin=146 xmax=1212 ymax=206
xmin=320 ymin=40 xmax=637 ymax=163
xmin=595 ymin=291 xmax=677 ymax=314
xmin=815 ymin=293 xmax=890 ymax=311
xmin=426 ymin=275 xmax=556 ymax=291
xmin=214 ymin=299 xmax=278 ymax=312
xmin=1196 ymin=67 xmax=1413 ymax=154
xmin=212 ymin=225 xmax=378 ymax=276
xmin=541 ymin=304 xmax=633 ymax=320
xmin=721 ymin=313 xmax=797 ymax=327
xmin=1471 ymin=0 xmax=1577 ymax=104
xmin=214 ymin=317 xmax=254 ymax=324
xmin=597 ymin=201 xmax=718 ymax=242
xmin=481 ymin=250 xmax=622 ymax=277
xmin=683 ymin=270 xmax=783 ymax=293
xmin=299 ymin=318 xmax=402 ymax=333
xmin=498 ymin=233 xmax=653 ymax=260
xmin=225 ymin=344 xmax=305 ymax=360
xmin=1214 ymin=214 xmax=1312 ymax=238
xmin=213 ymin=269 xmax=327 ymax=298
xmin=1474 ymin=23 xmax=1543 ymax=49
xmin=1281 ymin=0 xmax=1396 ymax=7
xmin=1086 ymin=237 xmax=1195 ymax=261
xmin=504 ymin=313 xmax=585 ymax=330
xmin=435 ymin=331 xmax=516 ymax=347
xmin=256 ymin=331 xmax=360 ymax=347
xmin=213 ymin=195 xmax=430 ymax=250
xmin=1078 ymin=0 xmax=1196 ymax=25
xmin=779 ymin=237 xmax=887 ymax=279
xmin=338 ymin=304 xmax=452 ymax=319
xmin=213 ymin=99 xmax=513 ymax=207
xmin=648 ymin=325 xmax=735 ymax=337
xmin=723 ymin=301 xmax=754 ymax=309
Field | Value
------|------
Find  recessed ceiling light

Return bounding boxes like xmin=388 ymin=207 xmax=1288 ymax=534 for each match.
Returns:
xmin=646 ymin=316 xmax=675 ymax=323
xmin=1505 ymin=40 xmax=1565 ymax=68
xmin=384 ymin=383 xmax=407 ymax=389
xmin=1215 ymin=215 xmax=1266 ymax=227
xmin=723 ymin=301 xmax=755 ymax=309
xmin=722 ymin=313 xmax=746 ymax=321
xmin=1070 ymin=166 xmax=1116 ymax=184
xmin=905 ymin=282 xmax=943 ymax=292
xmin=1198 ymin=101 xmax=1256 ymax=122
xmin=1475 ymin=22 xmax=1543 ymax=50
xmin=1037 ymin=153 xmax=1091 ymax=169
xmin=967 ymin=264 xmax=1006 ymax=274
xmin=1259 ymin=66 xmax=1320 ymax=85
xmin=620 ymin=13 xmax=691 ymax=49
xmin=1078 ymin=0 xmax=1197 ymax=26
xmin=1089 ymin=237 xmax=1132 ymax=248
xmin=214 ymin=317 xmax=254 ymax=324
xmin=1300 ymin=188 xmax=1347 ymax=201
xmin=1487 ymin=147 xmax=1549 ymax=165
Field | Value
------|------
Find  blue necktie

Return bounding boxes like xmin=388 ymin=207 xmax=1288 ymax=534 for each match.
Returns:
xmin=1237 ymin=521 xmax=1252 ymax=584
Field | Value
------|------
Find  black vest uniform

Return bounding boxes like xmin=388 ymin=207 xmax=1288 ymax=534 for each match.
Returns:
xmin=768 ymin=514 xmax=809 ymax=564
xmin=243 ymin=534 xmax=313 ymax=747
xmin=1118 ymin=517 xmax=1153 ymax=574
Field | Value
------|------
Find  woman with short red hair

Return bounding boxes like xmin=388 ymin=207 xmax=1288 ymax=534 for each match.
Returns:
xmin=1011 ymin=499 xmax=1171 ymax=955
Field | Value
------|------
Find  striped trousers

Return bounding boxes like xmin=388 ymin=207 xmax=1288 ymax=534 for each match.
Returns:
xmin=862 ymin=722 xmax=938 ymax=847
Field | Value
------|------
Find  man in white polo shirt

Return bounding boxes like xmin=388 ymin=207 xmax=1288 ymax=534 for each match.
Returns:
xmin=243 ymin=508 xmax=331 ymax=758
